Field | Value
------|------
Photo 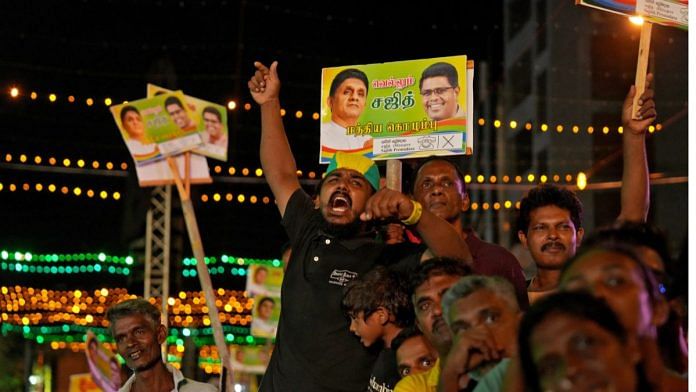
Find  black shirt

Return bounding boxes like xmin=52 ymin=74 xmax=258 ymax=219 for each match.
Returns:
xmin=367 ymin=347 xmax=400 ymax=392
xmin=260 ymin=189 xmax=386 ymax=392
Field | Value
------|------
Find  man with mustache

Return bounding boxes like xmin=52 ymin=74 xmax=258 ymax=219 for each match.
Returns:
xmin=249 ymin=61 xmax=469 ymax=392
xmin=395 ymin=258 xmax=471 ymax=392
xmin=107 ymin=298 xmax=216 ymax=392
xmin=518 ymin=74 xmax=657 ymax=303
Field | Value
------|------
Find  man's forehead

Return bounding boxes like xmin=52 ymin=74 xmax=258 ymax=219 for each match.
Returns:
xmin=326 ymin=168 xmax=366 ymax=180
xmin=339 ymin=78 xmax=367 ymax=90
xmin=113 ymin=314 xmax=152 ymax=331
xmin=417 ymin=160 xmax=460 ymax=180
xmin=415 ymin=274 xmax=460 ymax=296
xmin=530 ymin=205 xmax=573 ymax=222
xmin=422 ymin=76 xmax=451 ymax=87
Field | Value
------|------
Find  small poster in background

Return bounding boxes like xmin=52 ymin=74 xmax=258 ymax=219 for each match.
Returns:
xmin=245 ymin=264 xmax=283 ymax=297
xmin=85 ymin=331 xmax=123 ymax=392
xmin=147 ymin=84 xmax=229 ymax=162
xmin=110 ymin=92 xmax=203 ymax=165
xmin=250 ymin=295 xmax=280 ymax=338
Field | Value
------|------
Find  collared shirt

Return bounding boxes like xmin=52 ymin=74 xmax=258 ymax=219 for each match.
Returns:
xmin=320 ymin=120 xmax=372 ymax=151
xmin=462 ymin=229 xmax=529 ymax=310
xmin=260 ymin=189 xmax=386 ymax=391
xmin=118 ymin=363 xmax=217 ymax=392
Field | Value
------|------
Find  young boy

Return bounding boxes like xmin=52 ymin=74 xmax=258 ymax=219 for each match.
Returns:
xmin=343 ymin=266 xmax=415 ymax=391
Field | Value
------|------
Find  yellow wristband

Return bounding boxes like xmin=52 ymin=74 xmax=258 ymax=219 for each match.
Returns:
xmin=401 ymin=200 xmax=423 ymax=226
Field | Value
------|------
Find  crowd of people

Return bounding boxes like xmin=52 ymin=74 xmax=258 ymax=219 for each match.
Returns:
xmin=101 ymin=63 xmax=686 ymax=392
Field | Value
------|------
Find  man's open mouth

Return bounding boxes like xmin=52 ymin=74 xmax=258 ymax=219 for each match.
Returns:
xmin=329 ymin=192 xmax=352 ymax=213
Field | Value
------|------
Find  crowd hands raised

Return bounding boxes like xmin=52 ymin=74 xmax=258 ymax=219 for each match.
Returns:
xmin=243 ymin=62 xmax=685 ymax=392
xmin=100 ymin=63 xmax=683 ymax=392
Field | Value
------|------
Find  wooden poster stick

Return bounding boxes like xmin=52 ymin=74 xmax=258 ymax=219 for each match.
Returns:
xmin=184 ymin=152 xmax=191 ymax=196
xmin=632 ymin=21 xmax=652 ymax=120
xmin=386 ymin=160 xmax=402 ymax=192
xmin=166 ymin=157 xmax=235 ymax=392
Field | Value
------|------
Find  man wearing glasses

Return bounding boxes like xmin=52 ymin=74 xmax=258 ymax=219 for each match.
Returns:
xmin=419 ymin=62 xmax=465 ymax=121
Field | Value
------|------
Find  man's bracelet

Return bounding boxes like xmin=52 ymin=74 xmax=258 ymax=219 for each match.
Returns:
xmin=401 ymin=200 xmax=423 ymax=226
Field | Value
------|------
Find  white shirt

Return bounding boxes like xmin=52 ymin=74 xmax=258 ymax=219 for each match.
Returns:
xmin=119 ymin=363 xmax=217 ymax=392
xmin=320 ymin=121 xmax=372 ymax=151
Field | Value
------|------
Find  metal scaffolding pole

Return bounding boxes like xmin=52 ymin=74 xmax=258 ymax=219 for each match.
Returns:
xmin=144 ymin=185 xmax=172 ymax=328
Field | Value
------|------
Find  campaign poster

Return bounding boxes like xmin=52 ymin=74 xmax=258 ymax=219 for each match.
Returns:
xmin=147 ymin=84 xmax=229 ymax=161
xmin=110 ymin=91 xmax=203 ymax=165
xmin=230 ymin=344 xmax=274 ymax=375
xmin=576 ymin=0 xmax=688 ymax=28
xmin=250 ymin=295 xmax=280 ymax=339
xmin=246 ymin=264 xmax=283 ymax=297
xmin=85 ymin=331 xmax=123 ymax=392
xmin=319 ymin=55 xmax=474 ymax=163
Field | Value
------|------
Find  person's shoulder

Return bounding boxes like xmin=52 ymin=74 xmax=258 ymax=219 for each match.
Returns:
xmin=180 ymin=378 xmax=218 ymax=391
xmin=394 ymin=371 xmax=429 ymax=391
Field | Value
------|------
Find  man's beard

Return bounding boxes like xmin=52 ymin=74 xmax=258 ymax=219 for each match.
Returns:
xmin=320 ymin=217 xmax=364 ymax=238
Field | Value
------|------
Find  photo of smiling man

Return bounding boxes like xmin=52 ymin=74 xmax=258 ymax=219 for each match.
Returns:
xmin=419 ymin=62 xmax=465 ymax=121
xmin=320 ymin=68 xmax=372 ymax=158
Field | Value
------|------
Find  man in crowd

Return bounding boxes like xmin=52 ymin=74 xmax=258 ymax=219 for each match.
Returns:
xmin=249 ymin=61 xmax=469 ymax=391
xmin=395 ymin=258 xmax=471 ymax=392
xmin=106 ymin=298 xmax=216 ymax=392
xmin=439 ymin=275 xmax=522 ymax=391
xmin=518 ymin=74 xmax=656 ymax=303
xmin=411 ymin=157 xmax=529 ymax=309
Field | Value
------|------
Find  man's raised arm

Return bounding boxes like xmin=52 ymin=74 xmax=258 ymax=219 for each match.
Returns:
xmin=248 ymin=61 xmax=300 ymax=217
xmin=617 ymin=73 xmax=656 ymax=223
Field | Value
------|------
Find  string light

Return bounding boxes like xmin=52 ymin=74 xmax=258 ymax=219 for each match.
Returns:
xmin=1 ymin=90 xmax=666 ymax=133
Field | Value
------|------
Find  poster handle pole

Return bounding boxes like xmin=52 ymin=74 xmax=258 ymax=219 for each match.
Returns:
xmin=632 ymin=21 xmax=652 ymax=120
xmin=166 ymin=156 xmax=235 ymax=392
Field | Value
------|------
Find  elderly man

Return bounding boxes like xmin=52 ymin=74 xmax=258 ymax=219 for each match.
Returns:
xmin=106 ymin=298 xmax=216 ymax=392
xmin=439 ymin=275 xmax=522 ymax=391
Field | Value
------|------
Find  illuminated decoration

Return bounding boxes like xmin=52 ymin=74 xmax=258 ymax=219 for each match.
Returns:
xmin=577 ymin=172 xmax=588 ymax=190
xmin=0 ymin=85 xmax=669 ymax=134
xmin=0 ymin=287 xmax=267 ymax=348
xmin=0 ymin=180 xmax=123 ymax=201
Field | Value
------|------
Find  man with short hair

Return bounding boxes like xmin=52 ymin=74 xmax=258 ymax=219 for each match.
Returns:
xmin=395 ymin=258 xmax=471 ymax=392
xmin=106 ymin=298 xmax=217 ymax=392
xmin=439 ymin=275 xmax=522 ymax=392
xmin=419 ymin=62 xmax=465 ymax=121
xmin=321 ymin=68 xmax=372 ymax=152
xmin=517 ymin=185 xmax=585 ymax=304
xmin=249 ymin=61 xmax=469 ymax=391
xmin=201 ymin=106 xmax=226 ymax=147
xmin=164 ymin=96 xmax=197 ymax=131
xmin=518 ymin=75 xmax=657 ymax=303
xmin=411 ymin=157 xmax=529 ymax=309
